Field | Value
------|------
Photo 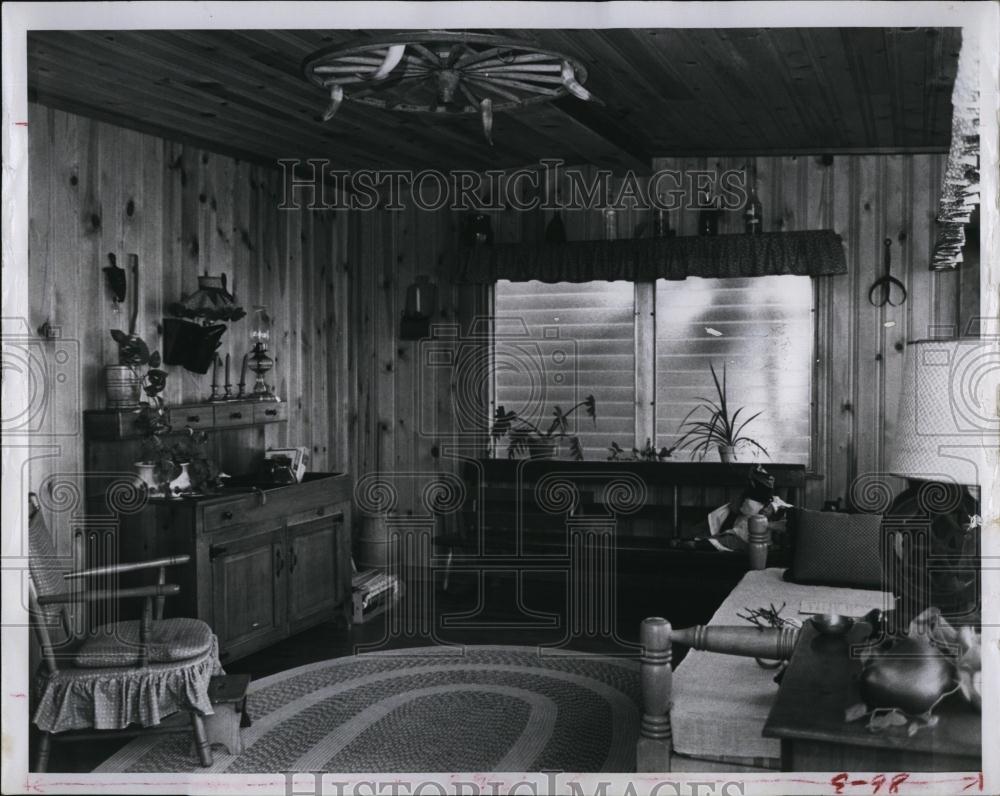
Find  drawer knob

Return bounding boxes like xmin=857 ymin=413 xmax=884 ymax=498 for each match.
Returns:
xmin=222 ymin=510 xmax=234 ymax=520
xmin=186 ymin=415 xmax=201 ymax=423
xmin=264 ymin=409 xmax=278 ymax=416
xmin=251 ymin=620 xmax=261 ymax=630
xmin=230 ymin=412 xmax=243 ymax=420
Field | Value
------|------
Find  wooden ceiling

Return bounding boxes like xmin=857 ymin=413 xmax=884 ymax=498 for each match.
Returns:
xmin=27 ymin=27 xmax=961 ymax=172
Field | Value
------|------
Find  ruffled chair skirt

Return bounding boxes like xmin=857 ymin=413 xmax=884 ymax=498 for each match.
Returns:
xmin=34 ymin=636 xmax=223 ymax=733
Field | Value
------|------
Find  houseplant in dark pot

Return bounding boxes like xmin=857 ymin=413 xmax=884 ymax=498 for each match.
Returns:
xmin=491 ymin=395 xmax=596 ymax=460
xmin=132 ymin=356 xmax=171 ymax=495
xmin=168 ymin=427 xmax=227 ymax=496
xmin=106 ymin=254 xmax=155 ymax=407
xmin=673 ymin=363 xmax=768 ymax=463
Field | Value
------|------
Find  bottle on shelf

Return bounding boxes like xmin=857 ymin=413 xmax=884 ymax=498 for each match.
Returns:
xmin=697 ymin=188 xmax=720 ymax=236
xmin=742 ymin=160 xmax=763 ymax=235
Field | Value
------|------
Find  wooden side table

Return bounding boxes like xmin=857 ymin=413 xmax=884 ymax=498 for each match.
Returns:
xmin=763 ymin=623 xmax=981 ymax=772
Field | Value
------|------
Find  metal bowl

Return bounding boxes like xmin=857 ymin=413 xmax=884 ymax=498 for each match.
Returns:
xmin=811 ymin=613 xmax=855 ymax=636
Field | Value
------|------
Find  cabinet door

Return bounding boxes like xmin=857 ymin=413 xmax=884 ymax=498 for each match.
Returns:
xmin=286 ymin=515 xmax=343 ymax=631
xmin=210 ymin=526 xmax=287 ymax=661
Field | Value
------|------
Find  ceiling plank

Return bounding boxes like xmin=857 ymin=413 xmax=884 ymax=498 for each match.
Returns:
xmin=26 ymin=27 xmax=960 ymax=169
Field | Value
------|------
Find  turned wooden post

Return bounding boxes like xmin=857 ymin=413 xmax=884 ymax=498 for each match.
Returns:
xmin=638 ymin=616 xmax=672 ymax=772
xmin=671 ymin=624 xmax=800 ymax=660
xmin=748 ymin=514 xmax=770 ymax=570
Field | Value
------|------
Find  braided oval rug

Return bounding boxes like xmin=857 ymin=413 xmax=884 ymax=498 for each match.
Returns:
xmin=94 ymin=646 xmax=641 ymax=773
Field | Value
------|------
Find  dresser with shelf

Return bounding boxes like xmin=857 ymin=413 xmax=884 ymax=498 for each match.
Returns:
xmin=83 ymin=402 xmax=353 ymax=663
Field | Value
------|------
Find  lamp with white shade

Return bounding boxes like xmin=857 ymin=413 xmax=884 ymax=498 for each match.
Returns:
xmin=881 ymin=338 xmax=995 ymax=625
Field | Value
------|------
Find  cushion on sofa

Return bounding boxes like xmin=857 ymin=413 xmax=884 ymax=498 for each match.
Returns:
xmin=784 ymin=507 xmax=883 ymax=589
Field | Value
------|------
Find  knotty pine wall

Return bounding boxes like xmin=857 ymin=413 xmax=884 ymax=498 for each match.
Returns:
xmin=27 ymin=104 xmax=350 ymax=554
xmin=27 ymin=102 xmax=979 ymax=551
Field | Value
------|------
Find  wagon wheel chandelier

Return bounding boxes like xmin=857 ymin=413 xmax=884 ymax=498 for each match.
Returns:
xmin=302 ymin=31 xmax=600 ymax=146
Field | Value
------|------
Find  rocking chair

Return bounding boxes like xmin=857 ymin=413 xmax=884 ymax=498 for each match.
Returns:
xmin=27 ymin=493 xmax=223 ymax=771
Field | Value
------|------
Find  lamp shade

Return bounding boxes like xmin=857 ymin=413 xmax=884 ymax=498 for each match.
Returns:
xmin=887 ymin=338 xmax=998 ymax=485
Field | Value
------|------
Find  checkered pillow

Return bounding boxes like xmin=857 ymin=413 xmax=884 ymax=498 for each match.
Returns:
xmin=784 ymin=508 xmax=884 ymax=589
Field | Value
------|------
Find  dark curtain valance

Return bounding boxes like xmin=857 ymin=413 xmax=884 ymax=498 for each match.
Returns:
xmin=450 ymin=229 xmax=847 ymax=283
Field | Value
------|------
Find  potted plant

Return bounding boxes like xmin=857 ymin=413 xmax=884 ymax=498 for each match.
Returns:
xmin=169 ymin=427 xmax=227 ymax=496
xmin=491 ymin=395 xmax=596 ymax=460
xmin=132 ymin=356 xmax=171 ymax=495
xmin=673 ymin=363 xmax=768 ymax=463
xmin=608 ymin=438 xmax=675 ymax=462
xmin=106 ymin=255 xmax=154 ymax=407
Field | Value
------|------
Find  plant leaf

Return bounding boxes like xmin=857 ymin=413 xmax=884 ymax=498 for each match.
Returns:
xmin=569 ymin=436 xmax=583 ymax=461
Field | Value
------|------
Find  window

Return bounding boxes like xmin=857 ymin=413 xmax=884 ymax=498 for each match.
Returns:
xmin=494 ymin=275 xmax=814 ymax=463
xmin=654 ymin=276 xmax=813 ymax=463
xmin=493 ymin=280 xmax=635 ymax=458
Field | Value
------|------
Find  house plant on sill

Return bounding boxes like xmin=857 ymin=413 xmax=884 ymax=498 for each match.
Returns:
xmin=673 ymin=363 xmax=768 ymax=464
xmin=491 ymin=395 xmax=596 ymax=461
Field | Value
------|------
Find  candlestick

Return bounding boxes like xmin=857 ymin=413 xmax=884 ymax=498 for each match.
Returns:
xmin=224 ymin=353 xmax=232 ymax=399
xmin=238 ymin=353 xmax=249 ymax=398
xmin=209 ymin=355 xmax=221 ymax=401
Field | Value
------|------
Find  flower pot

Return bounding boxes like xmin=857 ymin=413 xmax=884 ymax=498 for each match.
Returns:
xmin=527 ymin=438 xmax=557 ymax=460
xmin=168 ymin=461 xmax=193 ymax=497
xmin=105 ymin=365 xmax=141 ymax=408
xmin=718 ymin=445 xmax=737 ymax=464
xmin=134 ymin=462 xmax=163 ymax=498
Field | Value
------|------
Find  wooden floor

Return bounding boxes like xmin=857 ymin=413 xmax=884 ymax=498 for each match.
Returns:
xmin=33 ymin=564 xmax=736 ymax=772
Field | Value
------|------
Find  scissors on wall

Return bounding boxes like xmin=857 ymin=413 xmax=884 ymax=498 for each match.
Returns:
xmin=868 ymin=238 xmax=907 ymax=307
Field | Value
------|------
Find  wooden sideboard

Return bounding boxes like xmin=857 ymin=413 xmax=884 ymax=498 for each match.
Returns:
xmin=111 ymin=473 xmax=353 ymax=662
xmin=82 ymin=403 xmax=353 ymax=663
xmin=466 ymin=458 xmax=807 ymax=544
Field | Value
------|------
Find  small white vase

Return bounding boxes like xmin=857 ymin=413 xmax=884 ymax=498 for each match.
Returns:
xmin=168 ymin=461 xmax=192 ymax=497
xmin=134 ymin=462 xmax=163 ymax=497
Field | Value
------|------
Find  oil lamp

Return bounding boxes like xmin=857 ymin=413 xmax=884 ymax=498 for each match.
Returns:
xmin=248 ymin=305 xmax=279 ymax=401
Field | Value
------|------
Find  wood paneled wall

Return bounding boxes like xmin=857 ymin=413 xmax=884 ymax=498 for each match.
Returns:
xmin=27 ymin=104 xmax=350 ymax=554
xmin=28 ymin=102 xmax=980 ymax=548
xmin=347 ymin=204 xmax=489 ymax=528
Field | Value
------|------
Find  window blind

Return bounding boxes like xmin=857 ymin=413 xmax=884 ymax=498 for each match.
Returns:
xmin=494 ymin=280 xmax=636 ymax=459
xmin=654 ymin=275 xmax=813 ymax=464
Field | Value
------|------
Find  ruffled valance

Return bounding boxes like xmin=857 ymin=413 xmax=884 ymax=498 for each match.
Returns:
xmin=450 ymin=229 xmax=847 ymax=283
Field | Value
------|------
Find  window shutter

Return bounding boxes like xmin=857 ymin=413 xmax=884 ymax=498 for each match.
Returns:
xmin=655 ymin=275 xmax=813 ymax=464
xmin=494 ymin=280 xmax=636 ymax=458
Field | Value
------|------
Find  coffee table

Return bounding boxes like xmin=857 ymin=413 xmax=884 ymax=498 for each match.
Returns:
xmin=763 ymin=622 xmax=981 ymax=772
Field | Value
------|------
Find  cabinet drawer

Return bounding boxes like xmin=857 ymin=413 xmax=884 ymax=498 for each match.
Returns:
xmin=214 ymin=404 xmax=252 ymax=427
xmin=286 ymin=503 xmax=343 ymax=527
xmin=254 ymin=402 xmax=288 ymax=424
xmin=171 ymin=404 xmax=213 ymax=430
xmin=202 ymin=497 xmax=256 ymax=531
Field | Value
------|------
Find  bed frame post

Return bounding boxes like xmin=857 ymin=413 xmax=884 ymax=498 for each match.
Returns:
xmin=638 ymin=616 xmax=672 ymax=772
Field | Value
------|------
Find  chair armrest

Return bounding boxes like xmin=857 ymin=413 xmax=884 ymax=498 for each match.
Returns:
xmin=64 ymin=555 xmax=192 ymax=580
xmin=37 ymin=584 xmax=181 ymax=604
xmin=672 ymin=624 xmax=800 ymax=660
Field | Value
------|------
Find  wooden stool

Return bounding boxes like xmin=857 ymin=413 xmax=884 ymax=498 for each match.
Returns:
xmin=200 ymin=674 xmax=251 ymax=755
